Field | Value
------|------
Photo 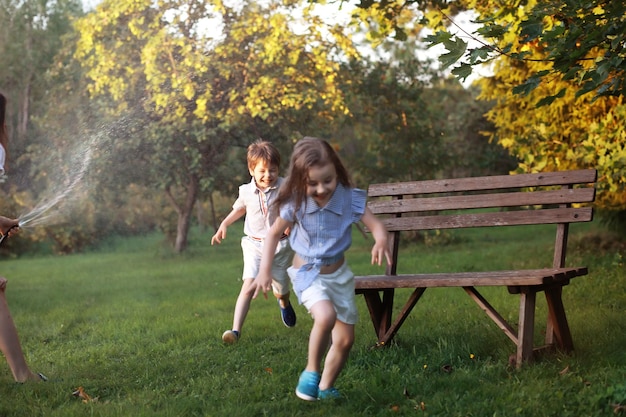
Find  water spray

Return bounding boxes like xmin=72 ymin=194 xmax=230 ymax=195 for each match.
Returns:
xmin=16 ymin=135 xmax=96 ymax=232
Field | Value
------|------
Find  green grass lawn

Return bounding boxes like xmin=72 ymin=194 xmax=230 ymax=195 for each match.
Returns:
xmin=0 ymin=223 xmax=624 ymax=417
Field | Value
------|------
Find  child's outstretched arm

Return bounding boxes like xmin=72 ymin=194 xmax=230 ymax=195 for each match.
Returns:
xmin=361 ymin=208 xmax=392 ymax=267
xmin=247 ymin=216 xmax=292 ymax=299
xmin=211 ymin=207 xmax=246 ymax=245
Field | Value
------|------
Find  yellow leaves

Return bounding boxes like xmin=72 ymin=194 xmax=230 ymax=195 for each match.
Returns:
xmin=484 ymin=40 xmax=626 ymax=208
xmin=194 ymin=98 xmax=207 ymax=119
xmin=128 ymin=16 xmax=145 ymax=37
xmin=499 ymin=137 xmax=515 ymax=149
xmin=72 ymin=387 xmax=97 ymax=403
xmin=74 ymin=0 xmax=354 ymax=132
xmin=287 ymin=50 xmax=301 ymax=66
xmin=183 ymin=84 xmax=195 ymax=100
xmin=592 ymin=6 xmax=605 ymax=15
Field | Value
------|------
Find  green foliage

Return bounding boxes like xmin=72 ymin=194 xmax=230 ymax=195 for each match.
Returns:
xmin=597 ymin=210 xmax=626 ymax=237
xmin=352 ymin=1 xmax=626 ymax=101
xmin=595 ymin=383 xmax=626 ymax=415
xmin=324 ymin=32 xmax=511 ymax=187
xmin=0 ymin=0 xmax=513 ymax=255
xmin=422 ymin=1 xmax=626 ymax=100
xmin=332 ymin=57 xmax=447 ymax=184
xmin=477 ymin=45 xmax=626 ymax=211
xmin=71 ymin=0 xmax=361 ymax=252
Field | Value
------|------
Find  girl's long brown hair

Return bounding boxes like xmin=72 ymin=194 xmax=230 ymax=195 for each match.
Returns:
xmin=274 ymin=137 xmax=352 ymax=215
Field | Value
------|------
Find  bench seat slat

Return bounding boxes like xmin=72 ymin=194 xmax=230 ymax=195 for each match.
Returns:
xmin=354 ymin=267 xmax=588 ymax=289
xmin=367 ymin=169 xmax=598 ymax=197
xmin=368 ymin=188 xmax=595 ymax=215
xmin=380 ymin=207 xmax=593 ymax=231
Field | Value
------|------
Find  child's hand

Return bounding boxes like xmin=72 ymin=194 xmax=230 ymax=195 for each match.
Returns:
xmin=211 ymin=227 xmax=227 ymax=245
xmin=247 ymin=273 xmax=272 ymax=300
xmin=371 ymin=240 xmax=392 ymax=267
xmin=361 ymin=208 xmax=392 ymax=267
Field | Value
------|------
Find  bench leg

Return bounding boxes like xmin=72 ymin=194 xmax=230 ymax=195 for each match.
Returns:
xmin=359 ymin=288 xmax=426 ymax=346
xmin=517 ymin=289 xmax=536 ymax=368
xmin=360 ymin=289 xmax=395 ymax=342
xmin=378 ymin=288 xmax=426 ymax=346
xmin=464 ymin=287 xmax=517 ymax=344
xmin=544 ymin=286 xmax=574 ymax=352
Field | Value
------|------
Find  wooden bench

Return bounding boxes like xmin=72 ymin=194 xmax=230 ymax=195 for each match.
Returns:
xmin=355 ymin=169 xmax=597 ymax=367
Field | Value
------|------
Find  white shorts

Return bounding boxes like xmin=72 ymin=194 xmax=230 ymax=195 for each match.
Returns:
xmin=241 ymin=236 xmax=293 ymax=295
xmin=287 ymin=262 xmax=358 ymax=325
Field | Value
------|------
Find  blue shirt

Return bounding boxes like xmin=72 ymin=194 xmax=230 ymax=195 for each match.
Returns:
xmin=280 ymin=184 xmax=366 ymax=300
xmin=280 ymin=183 xmax=366 ymax=263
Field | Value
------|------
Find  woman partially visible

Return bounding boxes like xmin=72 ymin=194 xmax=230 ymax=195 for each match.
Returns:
xmin=0 ymin=92 xmax=46 ymax=382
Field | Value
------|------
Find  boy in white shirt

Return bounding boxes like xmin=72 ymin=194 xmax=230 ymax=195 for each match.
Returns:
xmin=211 ymin=140 xmax=295 ymax=343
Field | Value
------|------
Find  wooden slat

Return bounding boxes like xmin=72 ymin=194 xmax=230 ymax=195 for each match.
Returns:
xmin=354 ymin=267 xmax=588 ymax=289
xmin=379 ymin=207 xmax=593 ymax=231
xmin=464 ymin=287 xmax=518 ymax=344
xmin=368 ymin=188 xmax=595 ymax=215
xmin=517 ymin=290 xmax=537 ymax=366
xmin=367 ymin=169 xmax=597 ymax=197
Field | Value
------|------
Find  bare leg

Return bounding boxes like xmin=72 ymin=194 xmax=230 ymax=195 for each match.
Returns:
xmin=318 ymin=320 xmax=354 ymax=391
xmin=231 ymin=279 xmax=254 ymax=332
xmin=0 ymin=278 xmax=39 ymax=382
xmin=305 ymin=300 xmax=335 ymax=373
xmin=275 ymin=292 xmax=292 ymax=308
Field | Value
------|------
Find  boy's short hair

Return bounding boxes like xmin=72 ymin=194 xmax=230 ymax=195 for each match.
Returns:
xmin=247 ymin=139 xmax=281 ymax=170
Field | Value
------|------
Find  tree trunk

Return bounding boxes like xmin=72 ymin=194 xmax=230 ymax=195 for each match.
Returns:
xmin=18 ymin=81 xmax=30 ymax=140
xmin=166 ymin=174 xmax=200 ymax=253
xmin=174 ymin=206 xmax=192 ymax=253
xmin=209 ymin=191 xmax=218 ymax=232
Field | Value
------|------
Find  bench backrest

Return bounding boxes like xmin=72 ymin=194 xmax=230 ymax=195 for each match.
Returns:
xmin=366 ymin=169 xmax=597 ymax=274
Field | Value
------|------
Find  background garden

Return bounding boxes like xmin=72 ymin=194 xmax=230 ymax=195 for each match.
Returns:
xmin=1 ymin=0 xmax=626 ymax=415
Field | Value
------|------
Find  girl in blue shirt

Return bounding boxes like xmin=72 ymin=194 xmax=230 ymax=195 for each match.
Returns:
xmin=249 ymin=137 xmax=391 ymax=401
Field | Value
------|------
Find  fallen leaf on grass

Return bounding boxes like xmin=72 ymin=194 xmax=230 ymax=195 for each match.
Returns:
xmin=441 ymin=364 xmax=453 ymax=373
xmin=72 ymin=387 xmax=97 ymax=403
xmin=559 ymin=365 xmax=570 ymax=375
xmin=264 ymin=367 xmax=273 ymax=375
xmin=508 ymin=354 xmax=517 ymax=368
xmin=413 ymin=401 xmax=426 ymax=411
xmin=390 ymin=404 xmax=400 ymax=412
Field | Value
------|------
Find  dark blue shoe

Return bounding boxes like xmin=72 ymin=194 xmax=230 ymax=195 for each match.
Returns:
xmin=279 ymin=300 xmax=296 ymax=327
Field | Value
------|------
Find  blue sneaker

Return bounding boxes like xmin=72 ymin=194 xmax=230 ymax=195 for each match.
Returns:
xmin=295 ymin=370 xmax=320 ymax=401
xmin=318 ymin=387 xmax=341 ymax=400
xmin=279 ymin=300 xmax=297 ymax=327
